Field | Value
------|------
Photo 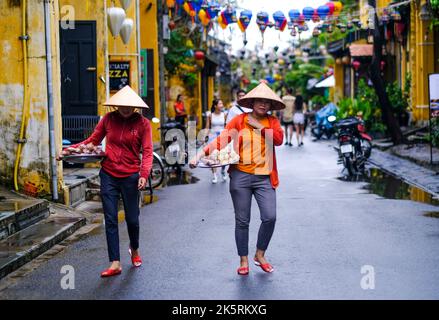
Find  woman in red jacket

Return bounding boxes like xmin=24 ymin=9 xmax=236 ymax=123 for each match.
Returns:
xmin=190 ymin=82 xmax=285 ymax=276
xmin=58 ymin=86 xmax=153 ymax=278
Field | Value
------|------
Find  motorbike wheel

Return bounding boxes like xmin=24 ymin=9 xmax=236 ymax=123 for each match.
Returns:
xmin=361 ymin=139 xmax=372 ymax=159
xmin=343 ymin=156 xmax=356 ymax=176
xmin=150 ymin=154 xmax=165 ymax=188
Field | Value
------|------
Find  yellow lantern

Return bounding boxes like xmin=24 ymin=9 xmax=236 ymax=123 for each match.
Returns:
xmin=166 ymin=0 xmax=175 ymax=8
xmin=333 ymin=1 xmax=343 ymax=16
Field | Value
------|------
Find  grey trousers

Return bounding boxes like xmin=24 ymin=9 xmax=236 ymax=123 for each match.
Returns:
xmin=229 ymin=169 xmax=277 ymax=257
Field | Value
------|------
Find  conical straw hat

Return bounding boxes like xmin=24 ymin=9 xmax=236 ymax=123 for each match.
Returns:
xmin=103 ymin=85 xmax=149 ymax=109
xmin=238 ymin=82 xmax=285 ymax=111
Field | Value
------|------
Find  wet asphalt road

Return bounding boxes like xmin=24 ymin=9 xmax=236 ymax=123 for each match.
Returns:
xmin=1 ymin=136 xmax=439 ymax=300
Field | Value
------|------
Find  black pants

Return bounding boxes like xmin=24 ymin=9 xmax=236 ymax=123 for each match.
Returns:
xmin=100 ymin=169 xmax=140 ymax=262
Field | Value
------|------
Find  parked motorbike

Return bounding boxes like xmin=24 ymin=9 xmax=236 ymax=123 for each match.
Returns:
xmin=330 ymin=116 xmax=373 ymax=176
xmin=156 ymin=118 xmax=188 ymax=175
xmin=311 ymin=103 xmax=338 ymax=140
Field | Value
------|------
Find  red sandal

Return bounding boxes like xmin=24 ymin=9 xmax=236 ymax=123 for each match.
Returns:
xmin=100 ymin=267 xmax=122 ymax=278
xmin=237 ymin=266 xmax=249 ymax=276
xmin=254 ymin=258 xmax=274 ymax=273
xmin=129 ymin=248 xmax=142 ymax=267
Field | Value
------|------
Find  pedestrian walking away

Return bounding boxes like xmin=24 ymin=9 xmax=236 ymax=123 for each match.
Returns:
xmin=205 ymin=99 xmax=228 ymax=183
xmin=226 ymin=89 xmax=252 ymax=124
xmin=293 ymin=95 xmax=306 ymax=147
xmin=57 ymin=85 xmax=153 ymax=278
xmin=281 ymin=88 xmax=295 ymax=147
xmin=190 ymin=82 xmax=285 ymax=276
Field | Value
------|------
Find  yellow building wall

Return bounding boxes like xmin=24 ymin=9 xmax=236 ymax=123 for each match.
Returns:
xmin=0 ymin=0 xmax=64 ymax=195
xmin=139 ymin=0 xmax=161 ymax=143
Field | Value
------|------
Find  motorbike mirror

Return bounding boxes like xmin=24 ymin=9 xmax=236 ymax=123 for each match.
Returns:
xmin=328 ymin=115 xmax=337 ymax=123
xmin=152 ymin=117 xmax=160 ymax=124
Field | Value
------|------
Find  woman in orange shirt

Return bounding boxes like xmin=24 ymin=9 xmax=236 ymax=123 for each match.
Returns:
xmin=174 ymin=94 xmax=187 ymax=125
xmin=190 ymin=83 xmax=285 ymax=276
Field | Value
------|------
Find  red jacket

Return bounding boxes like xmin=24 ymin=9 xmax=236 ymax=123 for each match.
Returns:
xmin=203 ymin=113 xmax=284 ymax=189
xmin=71 ymin=111 xmax=153 ymax=179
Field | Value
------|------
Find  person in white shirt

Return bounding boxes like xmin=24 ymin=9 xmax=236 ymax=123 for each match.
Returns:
xmin=205 ymin=99 xmax=227 ymax=183
xmin=226 ymin=89 xmax=251 ymax=124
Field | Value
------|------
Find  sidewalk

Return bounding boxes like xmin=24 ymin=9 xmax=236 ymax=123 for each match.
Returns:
xmin=368 ymin=148 xmax=439 ymax=200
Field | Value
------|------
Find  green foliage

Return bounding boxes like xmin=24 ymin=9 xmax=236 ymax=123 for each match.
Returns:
xmin=182 ymin=72 xmax=198 ymax=91
xmin=164 ymin=31 xmax=192 ymax=75
xmin=386 ymin=80 xmax=410 ymax=115
xmin=311 ymin=95 xmax=329 ymax=107
xmin=284 ymin=63 xmax=325 ymax=100
xmin=336 ymin=79 xmax=386 ymax=133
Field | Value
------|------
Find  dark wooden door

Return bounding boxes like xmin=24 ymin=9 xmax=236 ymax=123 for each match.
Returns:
xmin=60 ymin=21 xmax=97 ymax=116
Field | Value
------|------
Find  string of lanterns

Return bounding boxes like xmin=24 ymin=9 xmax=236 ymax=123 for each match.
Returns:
xmin=107 ymin=0 xmax=134 ymax=44
xmin=166 ymin=0 xmax=411 ymax=47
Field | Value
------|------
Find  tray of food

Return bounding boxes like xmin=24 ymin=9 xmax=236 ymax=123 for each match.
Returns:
xmin=61 ymin=143 xmax=106 ymax=163
xmin=198 ymin=147 xmax=240 ymax=168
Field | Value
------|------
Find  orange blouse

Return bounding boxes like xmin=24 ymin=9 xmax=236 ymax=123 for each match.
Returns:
xmin=203 ymin=113 xmax=284 ymax=189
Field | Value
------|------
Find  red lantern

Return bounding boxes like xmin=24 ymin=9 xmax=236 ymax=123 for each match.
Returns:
xmin=168 ymin=20 xmax=176 ymax=30
xmin=380 ymin=61 xmax=386 ymax=71
xmin=352 ymin=60 xmax=361 ymax=71
xmin=194 ymin=50 xmax=205 ymax=60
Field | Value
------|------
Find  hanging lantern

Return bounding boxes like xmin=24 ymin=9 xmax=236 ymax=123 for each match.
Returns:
xmin=380 ymin=61 xmax=386 ymax=71
xmin=194 ymin=50 xmax=205 ymax=60
xmin=168 ymin=20 xmax=176 ymax=30
xmin=167 ymin=0 xmax=176 ymax=8
xmin=273 ymin=11 xmax=287 ymax=31
xmin=342 ymin=56 xmax=350 ymax=65
xmin=120 ymin=18 xmax=134 ymax=44
xmin=332 ymin=1 xmax=343 ymax=16
xmin=119 ymin=0 xmax=132 ymax=10
xmin=288 ymin=9 xmax=301 ymax=23
xmin=107 ymin=7 xmax=126 ymax=38
xmin=302 ymin=7 xmax=315 ymax=21
xmin=325 ymin=2 xmax=335 ymax=16
xmin=298 ymin=14 xmax=305 ymax=26
xmin=336 ymin=58 xmax=342 ymax=65
xmin=312 ymin=9 xmax=320 ymax=23
xmin=352 ymin=60 xmax=361 ymax=71
xmin=317 ymin=5 xmax=330 ymax=20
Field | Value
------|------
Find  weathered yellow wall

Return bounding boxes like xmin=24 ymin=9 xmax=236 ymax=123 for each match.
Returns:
xmin=0 ymin=0 xmax=63 ymax=195
xmin=139 ymin=0 xmax=161 ymax=143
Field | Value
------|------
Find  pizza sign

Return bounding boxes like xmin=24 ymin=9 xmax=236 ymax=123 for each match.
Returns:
xmin=110 ymin=61 xmax=130 ymax=92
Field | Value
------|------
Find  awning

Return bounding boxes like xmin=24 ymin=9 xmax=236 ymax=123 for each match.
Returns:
xmin=315 ymin=75 xmax=335 ymax=88
xmin=349 ymin=44 xmax=373 ymax=57
xmin=306 ymin=78 xmax=319 ymax=90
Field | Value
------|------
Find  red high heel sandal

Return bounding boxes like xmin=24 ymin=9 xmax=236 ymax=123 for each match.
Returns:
xmin=237 ymin=266 xmax=249 ymax=276
xmin=129 ymin=248 xmax=142 ymax=267
xmin=254 ymin=258 xmax=274 ymax=273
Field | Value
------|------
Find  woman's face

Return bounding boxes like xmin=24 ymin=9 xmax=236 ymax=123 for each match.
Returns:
xmin=216 ymin=100 xmax=224 ymax=112
xmin=253 ymin=99 xmax=271 ymax=116
xmin=117 ymin=106 xmax=135 ymax=118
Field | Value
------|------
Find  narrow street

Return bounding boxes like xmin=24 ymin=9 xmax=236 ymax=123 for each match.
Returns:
xmin=1 ymin=136 xmax=438 ymax=300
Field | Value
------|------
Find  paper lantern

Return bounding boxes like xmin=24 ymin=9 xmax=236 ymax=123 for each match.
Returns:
xmin=312 ymin=9 xmax=320 ymax=23
xmin=239 ymin=10 xmax=252 ymax=31
xmin=317 ymin=5 xmax=330 ymax=19
xmin=273 ymin=11 xmax=287 ymax=31
xmin=120 ymin=18 xmax=133 ymax=44
xmin=326 ymin=2 xmax=335 ymax=16
xmin=119 ymin=0 xmax=132 ymax=10
xmin=194 ymin=50 xmax=205 ymax=60
xmin=166 ymin=0 xmax=176 ymax=8
xmin=288 ymin=9 xmax=300 ymax=22
xmin=380 ymin=61 xmax=386 ymax=71
xmin=107 ymin=7 xmax=126 ymax=37
xmin=333 ymin=1 xmax=343 ymax=16
xmin=303 ymin=7 xmax=315 ymax=21
xmin=352 ymin=60 xmax=361 ymax=71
